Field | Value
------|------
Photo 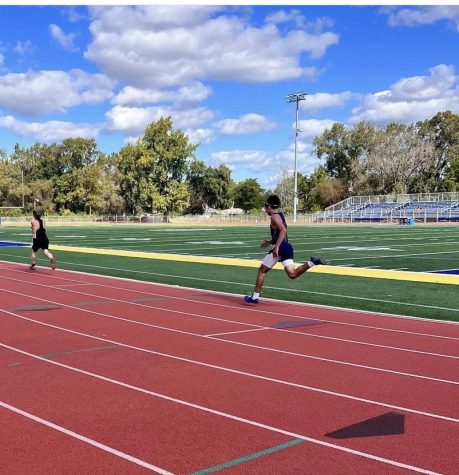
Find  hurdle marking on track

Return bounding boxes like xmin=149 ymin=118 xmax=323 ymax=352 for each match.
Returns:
xmin=50 ymin=244 xmax=459 ymax=286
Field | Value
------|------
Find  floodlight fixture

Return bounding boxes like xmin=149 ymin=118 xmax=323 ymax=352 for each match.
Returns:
xmin=285 ymin=91 xmax=308 ymax=222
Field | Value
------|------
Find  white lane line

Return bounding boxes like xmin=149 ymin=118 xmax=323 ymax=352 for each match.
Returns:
xmin=206 ymin=328 xmax=271 ymax=337
xmin=0 ymin=287 xmax=457 ymax=385
xmin=0 ymin=344 xmax=444 ymax=475
xmin=2 ymin=258 xmax=459 ymax=319
xmin=0 ymin=400 xmax=175 ymax=474
xmin=52 ymin=283 xmax=95 ymax=288
xmin=2 ymin=277 xmax=458 ymax=360
xmin=15 ymin=263 xmax=459 ymax=333
xmin=1 ymin=311 xmax=458 ymax=422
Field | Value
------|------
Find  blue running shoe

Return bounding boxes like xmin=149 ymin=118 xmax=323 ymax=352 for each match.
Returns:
xmin=310 ymin=256 xmax=327 ymax=265
xmin=244 ymin=295 xmax=259 ymax=304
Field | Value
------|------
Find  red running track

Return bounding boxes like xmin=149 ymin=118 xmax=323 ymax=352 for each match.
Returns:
xmin=0 ymin=260 xmax=458 ymax=474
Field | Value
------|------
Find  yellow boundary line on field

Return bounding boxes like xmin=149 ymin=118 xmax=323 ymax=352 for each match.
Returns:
xmin=51 ymin=244 xmax=459 ymax=286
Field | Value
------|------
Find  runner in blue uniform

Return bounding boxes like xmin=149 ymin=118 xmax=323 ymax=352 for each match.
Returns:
xmin=29 ymin=210 xmax=57 ymax=270
xmin=244 ymin=194 xmax=325 ymax=304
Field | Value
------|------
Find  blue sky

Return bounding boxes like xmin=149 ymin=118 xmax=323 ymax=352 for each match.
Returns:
xmin=0 ymin=4 xmax=459 ymax=189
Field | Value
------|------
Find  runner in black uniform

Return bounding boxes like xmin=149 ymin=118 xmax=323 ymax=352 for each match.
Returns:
xmin=30 ymin=210 xmax=57 ymax=270
xmin=244 ymin=194 xmax=325 ymax=304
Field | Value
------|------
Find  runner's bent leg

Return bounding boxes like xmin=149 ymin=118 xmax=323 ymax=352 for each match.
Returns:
xmin=283 ymin=262 xmax=312 ymax=280
xmin=254 ymin=264 xmax=271 ymax=293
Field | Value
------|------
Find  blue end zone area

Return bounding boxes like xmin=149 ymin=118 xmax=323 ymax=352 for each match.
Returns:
xmin=431 ymin=269 xmax=459 ymax=275
xmin=0 ymin=241 xmax=29 ymax=247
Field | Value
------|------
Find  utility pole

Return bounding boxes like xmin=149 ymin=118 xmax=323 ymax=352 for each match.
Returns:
xmin=285 ymin=91 xmax=307 ymax=222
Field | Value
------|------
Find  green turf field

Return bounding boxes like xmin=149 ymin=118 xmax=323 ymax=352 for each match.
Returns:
xmin=1 ymin=223 xmax=458 ymax=322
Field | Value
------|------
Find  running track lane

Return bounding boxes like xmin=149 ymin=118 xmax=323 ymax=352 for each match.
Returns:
xmin=0 ymin=336 xmax=450 ymax=475
xmin=0 ymin=276 xmax=458 ymax=417
xmin=0 ymin=268 xmax=458 ymax=472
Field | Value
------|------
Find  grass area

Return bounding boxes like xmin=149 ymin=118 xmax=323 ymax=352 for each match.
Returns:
xmin=1 ymin=223 xmax=458 ymax=322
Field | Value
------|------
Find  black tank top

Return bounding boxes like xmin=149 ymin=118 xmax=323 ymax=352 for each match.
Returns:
xmin=270 ymin=212 xmax=288 ymax=244
xmin=36 ymin=218 xmax=46 ymax=239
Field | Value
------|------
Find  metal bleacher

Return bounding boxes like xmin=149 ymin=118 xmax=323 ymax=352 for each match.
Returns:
xmin=314 ymin=192 xmax=459 ymax=223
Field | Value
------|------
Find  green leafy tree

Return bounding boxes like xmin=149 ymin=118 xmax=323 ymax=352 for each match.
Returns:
xmin=417 ymin=111 xmax=459 ymax=191
xmin=203 ymin=165 xmax=233 ymax=209
xmin=301 ymin=166 xmax=329 ymax=211
xmin=96 ymin=153 xmax=125 ymax=214
xmin=187 ymin=161 xmax=233 ymax=213
xmin=0 ymin=158 xmax=24 ymax=208
xmin=314 ymin=121 xmax=376 ymax=194
xmin=232 ymin=178 xmax=265 ymax=212
xmin=10 ymin=138 xmax=104 ymax=213
xmin=117 ymin=117 xmax=197 ymax=216
xmin=364 ymin=123 xmax=435 ymax=194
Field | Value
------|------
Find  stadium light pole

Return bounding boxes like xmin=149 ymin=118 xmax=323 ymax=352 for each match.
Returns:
xmin=285 ymin=91 xmax=307 ymax=222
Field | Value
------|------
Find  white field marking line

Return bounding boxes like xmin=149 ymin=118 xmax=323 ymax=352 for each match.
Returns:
xmin=50 ymin=232 xmax=459 ymax=255
xmin=4 ymin=267 xmax=459 ymax=342
xmin=60 ymin=261 xmax=459 ymax=315
xmin=2 ymin=257 xmax=459 ymax=319
xmin=50 ymin=229 xmax=459 ymax=245
xmin=1 ymin=308 xmax=459 ymax=420
xmin=0 ymin=344 xmax=447 ymax=475
xmin=322 ymin=240 xmax=459 ymax=250
xmin=0 ymin=400 xmax=175 ymax=475
xmin=1 ymin=258 xmax=458 ymax=326
xmin=332 ymin=249 xmax=459 ymax=261
xmin=2 ymin=289 xmax=457 ymax=387
xmin=2 ymin=279 xmax=459 ymax=366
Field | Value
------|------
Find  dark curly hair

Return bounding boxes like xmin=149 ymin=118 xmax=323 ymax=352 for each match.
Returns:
xmin=265 ymin=194 xmax=281 ymax=209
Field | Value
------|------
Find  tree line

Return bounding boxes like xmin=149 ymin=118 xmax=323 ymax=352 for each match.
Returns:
xmin=1 ymin=112 xmax=458 ymax=217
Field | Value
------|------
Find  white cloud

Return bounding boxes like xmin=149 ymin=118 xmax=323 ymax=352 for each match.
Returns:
xmin=297 ymin=118 xmax=336 ymax=139
xmin=61 ymin=6 xmax=86 ymax=23
xmin=0 ymin=51 xmax=3 ymax=66
xmin=0 ymin=69 xmax=115 ymax=116
xmin=105 ymin=104 xmax=214 ymax=137
xmin=49 ymin=24 xmax=78 ymax=51
xmin=265 ymin=9 xmax=305 ymax=27
xmin=210 ymin=143 xmax=319 ymax=180
xmin=112 ymin=81 xmax=212 ymax=106
xmin=350 ymin=64 xmax=459 ymax=124
xmin=0 ymin=115 xmax=100 ymax=142
xmin=14 ymin=40 xmax=35 ymax=56
xmin=85 ymin=5 xmax=338 ymax=88
xmin=186 ymin=127 xmax=213 ymax=145
xmin=300 ymin=91 xmax=353 ymax=113
xmin=383 ymin=6 xmax=459 ymax=31
xmin=210 ymin=150 xmax=275 ymax=173
xmin=216 ymin=113 xmax=276 ymax=136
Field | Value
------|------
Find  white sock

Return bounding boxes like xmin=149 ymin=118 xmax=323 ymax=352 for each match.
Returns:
xmin=307 ymin=261 xmax=315 ymax=267
xmin=252 ymin=292 xmax=260 ymax=300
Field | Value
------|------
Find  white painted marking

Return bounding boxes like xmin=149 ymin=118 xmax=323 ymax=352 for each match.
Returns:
xmin=0 ymin=400 xmax=174 ymax=474
xmin=186 ymin=241 xmax=245 ymax=245
xmin=158 ymin=228 xmax=222 ymax=232
xmin=55 ymin=235 xmax=87 ymax=238
xmin=2 ymin=281 xmax=458 ymax=365
xmin=113 ymin=238 xmax=151 ymax=241
xmin=2 ymin=258 xmax=459 ymax=316
xmin=1 ymin=307 xmax=458 ymax=416
xmin=0 ymin=344 xmax=446 ymax=474
xmin=206 ymin=328 xmax=270 ymax=338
